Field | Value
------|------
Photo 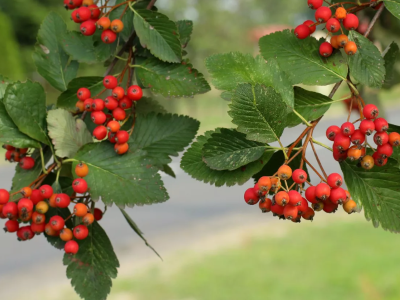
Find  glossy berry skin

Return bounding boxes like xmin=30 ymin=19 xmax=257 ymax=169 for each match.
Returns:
xmin=389 ymin=132 xmax=400 ymax=147
xmin=112 ymin=87 xmax=125 ymax=100
xmin=73 ymin=225 xmax=89 ymax=240
xmin=127 ymin=85 xmax=143 ymax=101
xmin=107 ymin=120 xmax=121 ymax=133
xmin=60 ymin=228 xmax=73 ymax=242
xmin=77 ymin=87 xmax=91 ymax=101
xmin=341 ymin=122 xmax=355 ymax=137
xmin=351 ymin=130 xmax=365 ymax=145
xmin=115 ymin=130 xmax=129 ymax=144
xmin=297 ymin=198 xmax=309 ymax=214
xmin=254 ymin=183 xmax=267 ymax=198
xmin=80 ymin=20 xmax=96 ymax=36
xmin=44 ymin=223 xmax=59 ymax=237
xmin=103 ymin=75 xmax=118 ymax=89
xmin=20 ymin=187 xmax=32 ymax=198
xmin=112 ymin=108 xmax=126 ymax=121
xmin=302 ymin=207 xmax=315 ymax=220
xmin=76 ymin=7 xmax=91 ymax=22
xmin=4 ymin=220 xmax=19 ymax=233
xmin=373 ymin=152 xmax=388 ymax=167
xmin=292 ymin=169 xmax=307 ymax=184
xmin=55 ymin=193 xmax=71 ymax=209
xmin=347 ymin=146 xmax=362 ymax=161
xmin=36 ymin=201 xmax=49 ymax=214
xmin=93 ymin=208 xmax=103 ymax=221
xmin=65 ymin=240 xmax=79 ymax=254
xmin=270 ymin=203 xmax=284 ymax=216
xmin=343 ymin=199 xmax=357 ymax=214
xmin=326 ymin=18 xmax=341 ymax=33
xmin=17 ymin=226 xmax=34 ymax=241
xmin=330 ymin=35 xmax=340 ymax=49
xmin=89 ymin=4 xmax=100 ymax=19
xmin=257 ymin=176 xmax=272 ymax=192
xmin=48 ymin=194 xmax=57 ymax=208
xmin=71 ymin=10 xmax=81 ymax=23
xmin=93 ymin=125 xmax=107 ymax=140
xmin=327 ymin=173 xmax=342 ymax=189
xmin=111 ymin=19 xmax=124 ymax=33
xmin=39 ymin=185 xmax=53 ymax=199
xmin=2 ymin=202 xmax=18 ymax=219
xmin=288 ymin=190 xmax=302 ymax=206
xmin=97 ymin=17 xmax=111 ymax=30
xmin=363 ymin=104 xmax=379 ymax=119
xmin=330 ymin=187 xmax=347 ymax=205
xmin=344 ymin=41 xmax=358 ymax=55
xmin=5 ymin=150 xmax=13 ymax=161
xmin=277 ymin=165 xmax=292 ymax=180
xmin=319 ymin=42 xmax=333 ymax=57
xmin=361 ymin=155 xmax=374 ymax=170
xmin=315 ymin=182 xmax=331 ymax=201
xmin=305 ymin=186 xmax=318 ymax=204
xmin=333 ymin=133 xmax=351 ymax=151
xmin=18 ymin=198 xmax=34 ymax=213
xmin=359 ymin=119 xmax=375 ymax=136
xmin=91 ymin=111 xmax=107 ymax=125
xmin=377 ymin=144 xmax=393 ymax=158
xmin=104 ymin=96 xmax=119 ymax=110
xmin=108 ymin=132 xmax=117 ymax=144
xmin=322 ymin=200 xmax=338 ymax=213
xmin=119 ymin=96 xmax=133 ymax=109
xmin=315 ymin=6 xmax=332 ymax=23
xmin=244 ymin=188 xmax=259 ymax=205
xmin=343 ymin=13 xmax=359 ymax=30
xmin=31 ymin=223 xmax=45 ymax=235
xmin=49 ymin=216 xmax=65 ymax=231
xmin=75 ymin=163 xmax=89 ymax=177
xmin=72 ymin=178 xmax=88 ymax=194
xmin=101 ymin=29 xmax=117 ymax=44
xmin=114 ymin=143 xmax=129 ymax=155
xmin=83 ymin=213 xmax=95 ymax=226
xmin=275 ymin=191 xmax=289 ymax=206
xmin=308 ymin=0 xmax=323 ymax=9
xmin=294 ymin=24 xmax=311 ymax=39
xmin=74 ymin=203 xmax=88 ymax=217
xmin=374 ymin=118 xmax=389 ymax=132
xmin=326 ymin=125 xmax=340 ymax=141
xmin=20 ymin=157 xmax=35 ymax=170
xmin=283 ymin=205 xmax=298 ymax=220
xmin=259 ymin=198 xmax=272 ymax=213
xmin=83 ymin=98 xmax=94 ymax=111
xmin=374 ymin=132 xmax=389 ymax=146
xmin=303 ymin=20 xmax=316 ymax=34
xmin=32 ymin=212 xmax=46 ymax=225
xmin=92 ymin=98 xmax=105 ymax=111
xmin=0 ymin=189 xmax=10 ymax=204
xmin=337 ymin=34 xmax=349 ymax=47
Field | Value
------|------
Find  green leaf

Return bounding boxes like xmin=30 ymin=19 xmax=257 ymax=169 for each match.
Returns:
xmin=229 ymin=83 xmax=287 ymax=143
xmin=286 ymin=87 xmax=333 ymax=127
xmin=136 ymin=57 xmax=211 ymax=97
xmin=205 ymin=53 xmax=294 ymax=108
xmin=32 ymin=12 xmax=79 ymax=92
xmin=10 ymin=147 xmax=52 ymax=200
xmin=63 ymin=221 xmax=119 ymax=300
xmin=57 ymin=77 xmax=104 ymax=111
xmin=110 ymin=0 xmax=134 ymax=41
xmin=0 ymin=75 xmax=12 ymax=99
xmin=119 ymin=208 xmax=162 ymax=259
xmin=133 ymin=8 xmax=182 ymax=63
xmin=383 ymin=42 xmax=400 ymax=88
xmin=176 ymin=20 xmax=193 ymax=47
xmin=0 ymin=101 xmax=41 ymax=148
xmin=47 ymin=109 xmax=92 ymax=158
xmin=259 ymin=29 xmax=348 ymax=85
xmin=340 ymin=158 xmax=400 ymax=232
xmin=135 ymin=97 xmax=167 ymax=115
xmin=73 ymin=142 xmax=169 ymax=207
xmin=129 ymin=113 xmax=199 ymax=165
xmin=384 ymin=0 xmax=400 ymax=20
xmin=159 ymin=164 xmax=176 ymax=178
xmin=348 ymin=31 xmax=386 ymax=88
xmin=202 ymin=128 xmax=267 ymax=171
xmin=181 ymin=129 xmax=275 ymax=187
xmin=3 ymin=81 xmax=49 ymax=145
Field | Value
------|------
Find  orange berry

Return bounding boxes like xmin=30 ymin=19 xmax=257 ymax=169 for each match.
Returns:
xmin=302 ymin=207 xmax=315 ymax=221
xmin=82 ymin=0 xmax=94 ymax=6
xmin=330 ymin=35 xmax=340 ymax=49
xmin=114 ymin=143 xmax=129 ymax=155
xmin=257 ymin=176 xmax=272 ymax=192
xmin=60 ymin=228 xmax=74 ymax=242
xmin=344 ymin=41 xmax=358 ymax=55
xmin=335 ymin=7 xmax=347 ymax=19
xmin=389 ymin=132 xmax=400 ymax=147
xmin=49 ymin=194 xmax=58 ymax=208
xmin=97 ymin=17 xmax=111 ymax=30
xmin=259 ymin=198 xmax=272 ymax=213
xmin=336 ymin=34 xmax=348 ymax=47
xmin=110 ymin=19 xmax=124 ymax=33
xmin=36 ymin=201 xmax=49 ymax=214
xmin=74 ymin=203 xmax=89 ymax=217
xmin=20 ymin=187 xmax=32 ymax=198
xmin=270 ymin=177 xmax=281 ymax=192
xmin=275 ymin=191 xmax=289 ymax=206
xmin=75 ymin=162 xmax=89 ymax=177
xmin=76 ymin=101 xmax=85 ymax=113
xmin=347 ymin=145 xmax=362 ymax=161
xmin=83 ymin=213 xmax=95 ymax=226
xmin=277 ymin=165 xmax=292 ymax=180
xmin=45 ymin=223 xmax=59 ymax=237
xmin=343 ymin=199 xmax=357 ymax=214
xmin=32 ymin=212 xmax=46 ymax=225
xmin=361 ymin=155 xmax=374 ymax=170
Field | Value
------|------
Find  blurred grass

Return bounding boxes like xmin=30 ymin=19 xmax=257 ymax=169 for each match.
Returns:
xmin=112 ymin=215 xmax=400 ymax=300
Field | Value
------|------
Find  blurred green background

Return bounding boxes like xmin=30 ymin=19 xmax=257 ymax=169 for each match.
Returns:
xmin=2 ymin=1 xmax=400 ymax=299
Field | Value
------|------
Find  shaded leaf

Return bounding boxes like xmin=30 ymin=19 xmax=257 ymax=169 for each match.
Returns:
xmin=383 ymin=42 xmax=400 ymax=88
xmin=384 ymin=0 xmax=400 ymax=20
xmin=159 ymin=164 xmax=176 ymax=178
xmin=135 ymin=97 xmax=167 ymax=115
xmin=176 ymin=20 xmax=193 ymax=47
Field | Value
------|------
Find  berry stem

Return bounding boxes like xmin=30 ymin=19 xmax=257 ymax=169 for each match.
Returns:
xmin=40 ymin=147 xmax=48 ymax=175
xmin=347 ymin=96 xmax=354 ymax=122
xmin=62 ymin=159 xmax=77 ymax=164
xmin=277 ymin=138 xmax=288 ymax=160
xmin=310 ymin=140 xmax=328 ymax=179
xmin=365 ymin=4 xmax=385 ymax=38
xmin=311 ymin=139 xmax=333 ymax=151
xmin=302 ymin=156 xmax=328 ymax=183
xmin=293 ymin=109 xmax=312 ymax=127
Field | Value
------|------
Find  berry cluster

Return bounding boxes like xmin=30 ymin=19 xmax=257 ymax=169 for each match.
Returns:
xmin=3 ymin=145 xmax=35 ymax=170
xmin=0 ymin=163 xmax=104 ymax=255
xmin=64 ymin=0 xmax=124 ymax=43
xmin=293 ymin=0 xmax=380 ymax=57
xmin=76 ymin=75 xmax=143 ymax=155
xmin=326 ymin=104 xmax=400 ymax=168
xmin=244 ymin=165 xmax=357 ymax=222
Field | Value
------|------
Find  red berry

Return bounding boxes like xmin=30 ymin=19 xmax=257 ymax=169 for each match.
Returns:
xmin=330 ymin=187 xmax=347 ymax=205
xmin=270 ymin=203 xmax=284 ymax=216
xmin=294 ymin=24 xmax=311 ymax=39
xmin=315 ymin=7 xmax=332 ymax=23
xmin=2 ymin=202 xmax=17 ymax=219
xmin=254 ymin=184 xmax=267 ymax=198
xmin=91 ymin=111 xmax=107 ymax=125
xmin=259 ymin=198 xmax=272 ymax=213
xmin=244 ymin=188 xmax=259 ymax=205
xmin=0 ymin=189 xmax=10 ymax=204
xmin=49 ymin=216 xmax=65 ymax=231
xmin=65 ymin=240 xmax=79 ymax=254
xmin=363 ymin=104 xmax=379 ymax=119
xmin=112 ymin=108 xmax=126 ymax=121
xmin=83 ymin=98 xmax=94 ymax=111
xmin=115 ymin=130 xmax=129 ymax=144
xmin=104 ymin=96 xmax=119 ymax=110
xmin=108 ymin=132 xmax=117 ymax=143
xmin=327 ymin=173 xmax=343 ymax=189
xmin=302 ymin=207 xmax=315 ymax=220
xmin=64 ymin=0 xmax=75 ymax=10
xmin=88 ymin=4 xmax=101 ymax=19
xmin=71 ymin=9 xmax=80 ymax=23
xmin=76 ymin=6 xmax=91 ymax=22
xmin=19 ymin=157 xmax=35 ymax=170
xmin=17 ymin=226 xmax=34 ymax=241
xmin=5 ymin=150 xmax=13 ymax=161
xmin=92 ymin=98 xmax=105 ymax=111
xmin=39 ymin=185 xmax=53 ymax=199
xmin=112 ymin=87 xmax=125 ymax=100
xmin=333 ymin=133 xmax=351 ymax=151
xmin=297 ymin=198 xmax=309 ymax=215
xmin=80 ymin=20 xmax=96 ymax=36
xmin=305 ymin=186 xmax=318 ymax=204
xmin=127 ymin=85 xmax=143 ymax=101
xmin=32 ymin=211 xmax=46 ymax=225
xmin=94 ymin=208 xmax=103 ymax=221
xmin=77 ymin=87 xmax=91 ymax=101
xmin=30 ymin=189 xmax=44 ymax=205
xmin=343 ymin=13 xmax=359 ymax=30
xmin=351 ymin=130 xmax=365 ymax=145
xmin=93 ymin=125 xmax=107 ymax=140
xmin=377 ymin=143 xmax=393 ymax=158
xmin=359 ymin=119 xmax=375 ymax=136
xmin=303 ymin=20 xmax=316 ymax=34
xmin=119 ymin=96 xmax=133 ymax=109
xmin=283 ymin=205 xmax=298 ymax=220
xmin=18 ymin=198 xmax=34 ymax=213
xmin=101 ymin=29 xmax=117 ymax=44
xmin=341 ymin=122 xmax=355 ymax=137
xmin=288 ymin=190 xmax=302 ymax=206
xmin=73 ymin=225 xmax=89 ymax=240
xmin=31 ymin=223 xmax=45 ymax=235
xmin=292 ymin=169 xmax=308 ymax=184
xmin=373 ymin=152 xmax=388 ymax=167
xmin=326 ymin=125 xmax=340 ymax=141
xmin=72 ymin=178 xmax=88 ymax=194
xmin=322 ymin=200 xmax=338 ymax=213
xmin=315 ymin=182 xmax=331 ymax=201
xmin=103 ymin=75 xmax=118 ymax=89
xmin=308 ymin=0 xmax=323 ymax=9
xmin=374 ymin=118 xmax=389 ymax=132
xmin=319 ymin=42 xmax=333 ymax=57
xmin=374 ymin=131 xmax=389 ymax=146
xmin=55 ymin=193 xmax=71 ymax=208
xmin=326 ymin=18 xmax=341 ymax=33
xmin=4 ymin=220 xmax=19 ymax=233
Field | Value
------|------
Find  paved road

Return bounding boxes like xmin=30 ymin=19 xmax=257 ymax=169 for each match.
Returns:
xmin=0 ymin=110 xmax=398 ymax=280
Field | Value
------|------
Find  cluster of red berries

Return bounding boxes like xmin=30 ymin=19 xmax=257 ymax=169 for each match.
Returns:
xmin=76 ymin=75 xmax=143 ymax=155
xmin=244 ymin=165 xmax=357 ymax=222
xmin=0 ymin=163 xmax=103 ymax=255
xmin=64 ymin=0 xmax=124 ymax=43
xmin=326 ymin=104 xmax=400 ymax=168
xmin=293 ymin=0 xmax=381 ymax=57
xmin=3 ymin=145 xmax=35 ymax=170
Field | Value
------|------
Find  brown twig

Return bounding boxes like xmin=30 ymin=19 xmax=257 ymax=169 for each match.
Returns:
xmin=347 ymin=96 xmax=353 ymax=122
xmin=364 ymin=4 xmax=385 ymax=38
xmin=302 ymin=156 xmax=327 ymax=183
xmin=147 ymin=0 xmax=157 ymax=9
xmin=310 ymin=139 xmax=328 ymax=179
